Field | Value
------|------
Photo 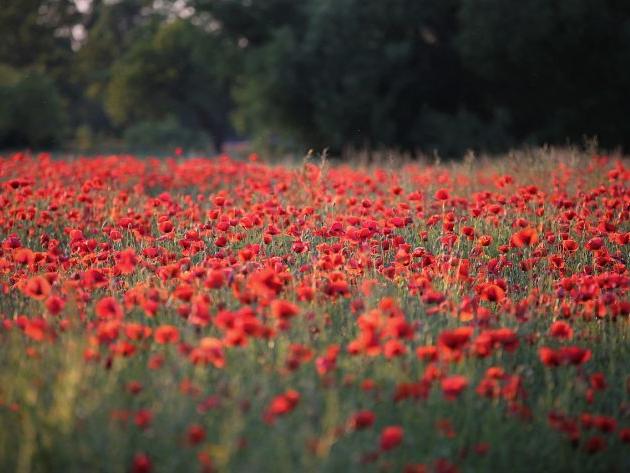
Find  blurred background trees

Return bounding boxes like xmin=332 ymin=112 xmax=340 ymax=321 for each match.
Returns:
xmin=1 ymin=0 xmax=629 ymax=156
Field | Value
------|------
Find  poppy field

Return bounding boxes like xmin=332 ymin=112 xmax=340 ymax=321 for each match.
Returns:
xmin=0 ymin=150 xmax=629 ymax=473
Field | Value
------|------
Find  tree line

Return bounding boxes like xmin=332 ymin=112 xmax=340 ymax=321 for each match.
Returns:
xmin=2 ymin=0 xmax=630 ymax=156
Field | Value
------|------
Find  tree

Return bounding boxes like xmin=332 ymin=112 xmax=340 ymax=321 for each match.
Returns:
xmin=0 ymin=0 xmax=77 ymax=71
xmin=105 ymin=20 xmax=236 ymax=152
xmin=0 ymin=1 xmax=76 ymax=148
xmin=226 ymin=0 xmax=503 ymax=154
xmin=73 ymin=0 xmax=159 ymax=138
xmin=76 ymin=0 xmax=157 ymax=102
xmin=194 ymin=0 xmax=306 ymax=47
xmin=457 ymin=0 xmax=630 ymax=148
xmin=0 ymin=65 xmax=67 ymax=148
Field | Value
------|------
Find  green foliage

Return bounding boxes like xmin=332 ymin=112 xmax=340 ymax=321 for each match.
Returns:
xmin=457 ymin=0 xmax=630 ymax=148
xmin=226 ymin=0 xmax=515 ymax=155
xmin=417 ymin=108 xmax=512 ymax=156
xmin=75 ymin=0 xmax=155 ymax=103
xmin=2 ymin=0 xmax=630 ymax=154
xmin=105 ymin=19 xmax=236 ymax=151
xmin=232 ymin=0 xmax=469 ymax=153
xmin=0 ymin=66 xmax=67 ymax=148
xmin=0 ymin=0 xmax=77 ymax=70
xmin=196 ymin=0 xmax=306 ymax=47
xmin=218 ymin=0 xmax=630 ymax=154
xmin=123 ymin=116 xmax=211 ymax=151
xmin=0 ymin=0 xmax=77 ymax=149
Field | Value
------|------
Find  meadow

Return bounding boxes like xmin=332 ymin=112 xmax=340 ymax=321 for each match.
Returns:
xmin=0 ymin=149 xmax=628 ymax=473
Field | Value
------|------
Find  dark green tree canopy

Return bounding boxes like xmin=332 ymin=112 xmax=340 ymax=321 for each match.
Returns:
xmin=1 ymin=0 xmax=630 ymax=154
xmin=105 ymin=19 xmax=236 ymax=152
xmin=457 ymin=0 xmax=630 ymax=148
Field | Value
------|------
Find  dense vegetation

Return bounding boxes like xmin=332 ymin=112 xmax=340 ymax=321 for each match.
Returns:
xmin=2 ymin=1 xmax=630 ymax=154
xmin=0 ymin=149 xmax=628 ymax=472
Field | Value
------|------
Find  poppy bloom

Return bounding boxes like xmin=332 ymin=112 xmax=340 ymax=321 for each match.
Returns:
xmin=248 ymin=268 xmax=284 ymax=300
xmin=132 ymin=452 xmax=152 ymax=473
xmin=559 ymin=346 xmax=592 ymax=365
xmin=205 ymin=269 xmax=225 ymax=289
xmin=14 ymin=248 xmax=35 ymax=265
xmin=550 ymin=321 xmax=573 ymax=340
xmin=538 ymin=347 xmax=560 ymax=367
xmin=187 ymin=424 xmax=206 ymax=445
xmin=479 ymin=283 xmax=505 ymax=302
xmin=383 ymin=339 xmax=408 ymax=358
xmin=539 ymin=346 xmax=591 ymax=366
xmin=380 ymin=425 xmax=404 ymax=451
xmin=23 ymin=318 xmax=50 ymax=342
xmin=21 ymin=276 xmax=51 ymax=300
xmin=439 ymin=327 xmax=473 ymax=350
xmin=510 ymin=228 xmax=539 ymax=248
xmin=441 ymin=375 xmax=469 ymax=400
xmin=270 ymin=299 xmax=300 ymax=319
xmin=583 ymin=436 xmax=606 ymax=454
xmin=478 ymin=235 xmax=493 ymax=246
xmin=45 ymin=295 xmax=65 ymax=315
xmin=134 ymin=409 xmax=153 ymax=429
xmin=189 ymin=337 xmax=225 ymax=368
xmin=154 ymin=325 xmax=180 ymax=344
xmin=423 ymin=290 xmax=446 ymax=304
xmin=125 ymin=323 xmax=151 ymax=341
xmin=590 ymin=373 xmax=607 ymax=391
xmin=561 ymin=239 xmax=579 ymax=252
xmin=127 ymin=381 xmax=143 ymax=395
xmin=438 ymin=327 xmax=473 ymax=360
xmin=95 ymin=297 xmax=124 ymax=319
xmin=416 ymin=345 xmax=438 ymax=362
xmin=116 ymin=248 xmax=138 ymax=274
xmin=434 ymin=189 xmax=450 ymax=201
xmin=158 ymin=220 xmax=174 ymax=234
xmin=315 ymin=345 xmax=340 ymax=375
xmin=474 ymin=328 xmax=519 ymax=356
xmin=433 ymin=458 xmax=460 ymax=473
xmin=264 ymin=389 xmax=301 ymax=424
xmin=586 ymin=237 xmax=603 ymax=251
xmin=349 ymin=410 xmax=376 ymax=430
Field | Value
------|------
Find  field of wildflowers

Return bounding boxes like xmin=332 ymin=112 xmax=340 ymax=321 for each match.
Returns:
xmin=0 ymin=149 xmax=628 ymax=473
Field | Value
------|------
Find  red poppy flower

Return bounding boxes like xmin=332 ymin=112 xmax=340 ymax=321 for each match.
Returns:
xmin=380 ymin=425 xmax=404 ymax=451
xmin=187 ymin=424 xmax=206 ymax=445
xmin=510 ymin=228 xmax=539 ymax=248
xmin=538 ymin=347 xmax=560 ymax=366
xmin=270 ymin=299 xmax=300 ymax=319
xmin=134 ymin=409 xmax=153 ymax=429
xmin=158 ymin=220 xmax=174 ymax=234
xmin=264 ymin=389 xmax=300 ymax=424
xmin=189 ymin=337 xmax=225 ymax=368
xmin=154 ymin=325 xmax=180 ymax=344
xmin=441 ymin=375 xmax=469 ymax=400
xmin=550 ymin=321 xmax=573 ymax=339
xmin=586 ymin=237 xmax=604 ymax=251
xmin=22 ymin=276 xmax=51 ymax=300
xmin=95 ymin=297 xmax=124 ymax=319
xmin=116 ymin=248 xmax=138 ymax=274
xmin=349 ymin=410 xmax=376 ymax=430
xmin=434 ymin=189 xmax=450 ymax=201
xmin=561 ymin=239 xmax=579 ymax=252
xmin=132 ymin=452 xmax=152 ymax=473
xmin=45 ymin=295 xmax=65 ymax=315
xmin=479 ymin=283 xmax=505 ymax=302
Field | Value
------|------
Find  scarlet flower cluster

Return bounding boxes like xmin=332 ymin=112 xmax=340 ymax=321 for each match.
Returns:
xmin=0 ymin=151 xmax=628 ymax=472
